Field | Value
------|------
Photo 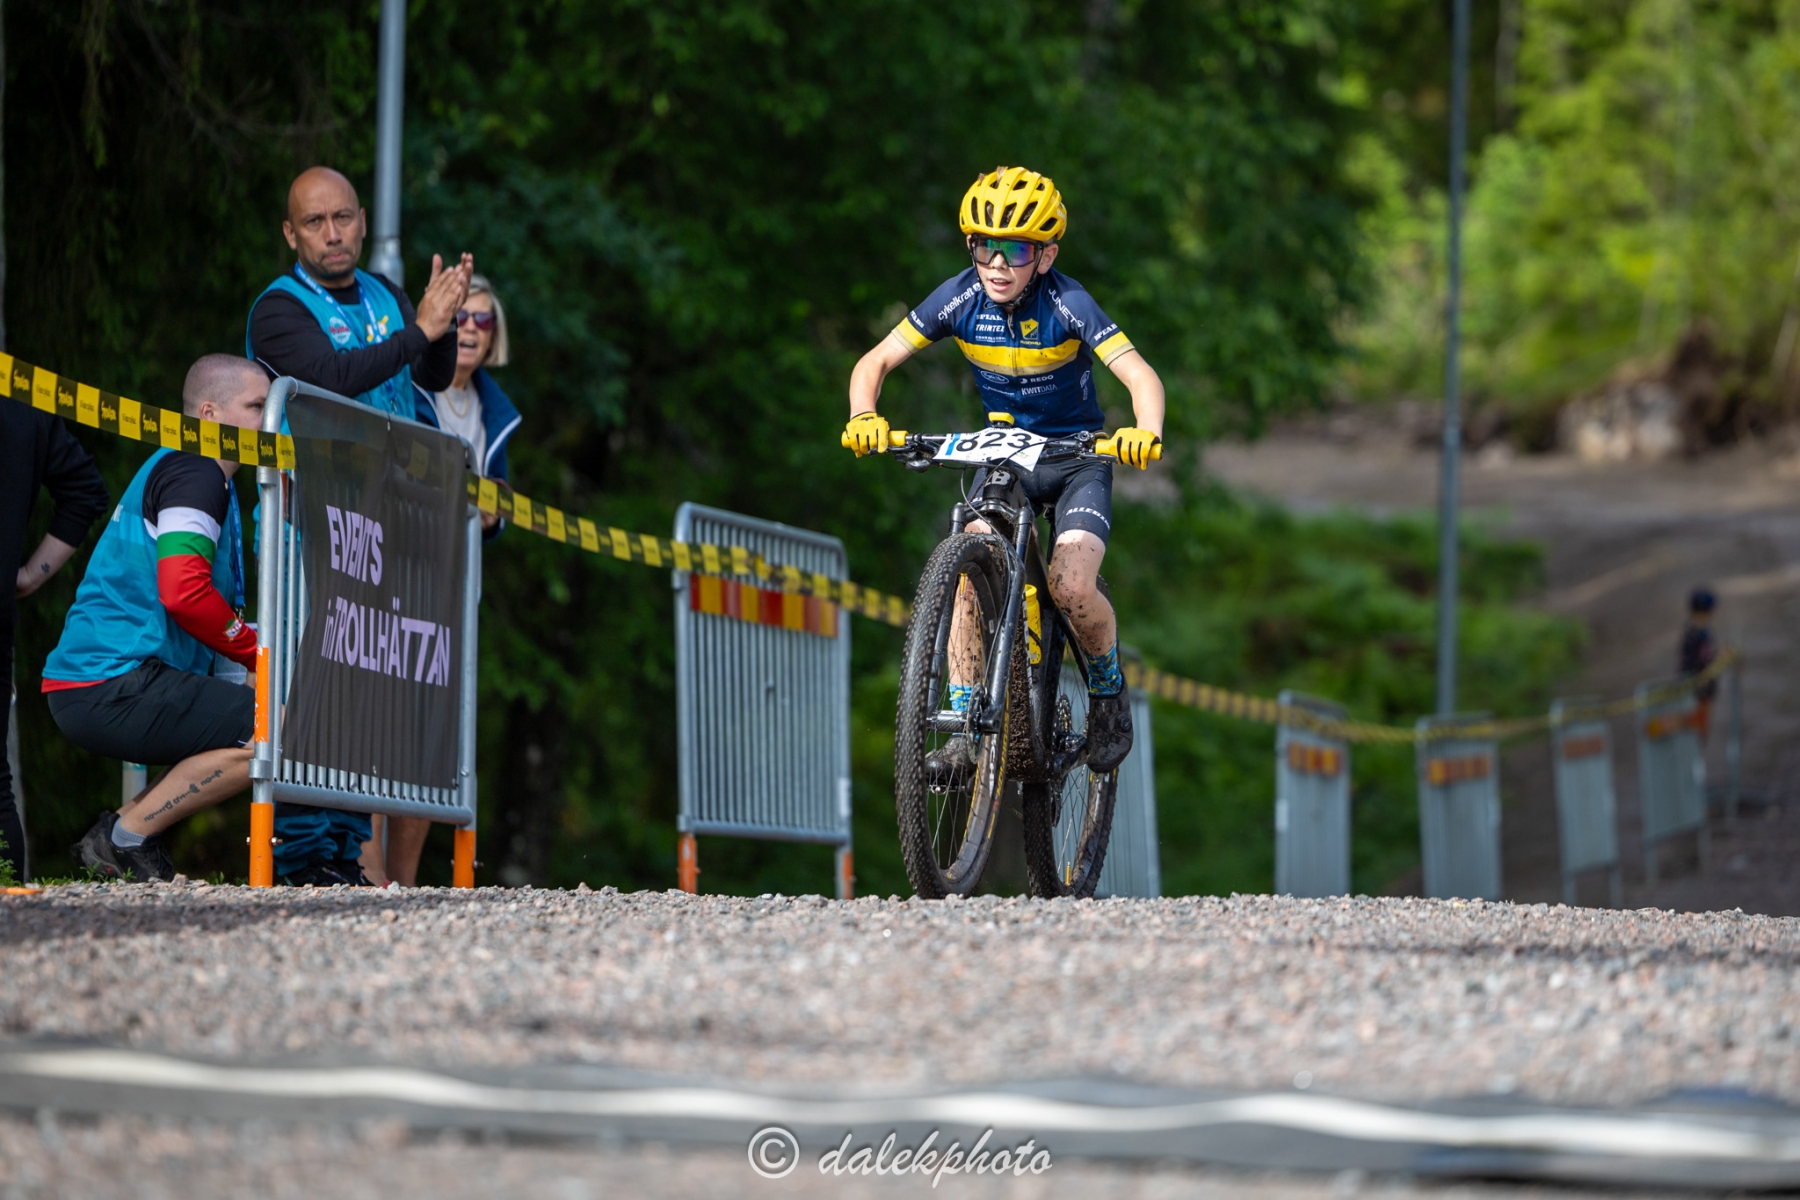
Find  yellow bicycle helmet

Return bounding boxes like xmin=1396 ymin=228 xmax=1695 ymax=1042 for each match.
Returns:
xmin=959 ymin=166 xmax=1066 ymax=243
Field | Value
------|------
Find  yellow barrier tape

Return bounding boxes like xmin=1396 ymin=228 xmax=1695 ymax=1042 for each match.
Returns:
xmin=1 ymin=355 xmax=912 ymax=629
xmin=3 ymin=354 xmax=294 ymax=470
xmin=9 ymin=355 xmax=1740 ymax=728
xmin=1127 ymin=647 xmax=1740 ymax=745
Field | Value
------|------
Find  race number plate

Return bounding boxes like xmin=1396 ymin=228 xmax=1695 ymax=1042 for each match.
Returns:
xmin=932 ymin=428 xmax=1048 ymax=471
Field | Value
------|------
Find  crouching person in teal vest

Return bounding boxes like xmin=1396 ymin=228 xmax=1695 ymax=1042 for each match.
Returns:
xmin=247 ymin=165 xmax=472 ymax=885
xmin=48 ymin=358 xmax=267 ymax=882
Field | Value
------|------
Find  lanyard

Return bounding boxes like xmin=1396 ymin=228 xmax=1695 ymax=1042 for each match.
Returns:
xmin=291 ymin=264 xmax=410 ymax=415
xmin=292 ymin=264 xmax=392 ymax=347
xmin=225 ymin=481 xmax=245 ymax=613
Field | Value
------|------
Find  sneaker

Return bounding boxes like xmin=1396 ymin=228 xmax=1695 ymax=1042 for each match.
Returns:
xmin=925 ymin=735 xmax=979 ymax=790
xmin=1084 ymin=691 xmax=1134 ymax=773
xmin=72 ymin=812 xmax=177 ymax=882
xmin=278 ymin=858 xmax=373 ymax=887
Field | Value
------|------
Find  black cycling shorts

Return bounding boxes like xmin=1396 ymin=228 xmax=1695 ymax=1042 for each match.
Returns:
xmin=971 ymin=454 xmax=1114 ymax=545
xmin=48 ymin=658 xmax=255 ymax=766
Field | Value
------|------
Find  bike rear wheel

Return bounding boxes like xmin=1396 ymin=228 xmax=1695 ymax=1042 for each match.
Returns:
xmin=1022 ymin=652 xmax=1118 ymax=899
xmin=894 ymin=532 xmax=1013 ymax=898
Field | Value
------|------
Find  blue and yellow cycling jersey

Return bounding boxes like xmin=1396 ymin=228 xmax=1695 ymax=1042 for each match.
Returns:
xmin=891 ymin=267 xmax=1135 ymax=437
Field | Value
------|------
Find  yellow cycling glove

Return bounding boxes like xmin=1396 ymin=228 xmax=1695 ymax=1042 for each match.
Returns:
xmin=845 ymin=411 xmax=891 ymax=456
xmin=1110 ymin=427 xmax=1162 ymax=469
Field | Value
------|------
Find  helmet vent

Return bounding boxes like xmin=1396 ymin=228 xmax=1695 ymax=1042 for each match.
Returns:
xmin=1000 ymin=202 xmax=1018 ymax=227
xmin=984 ymin=200 xmax=996 ymax=226
xmin=1018 ymin=201 xmax=1038 ymax=226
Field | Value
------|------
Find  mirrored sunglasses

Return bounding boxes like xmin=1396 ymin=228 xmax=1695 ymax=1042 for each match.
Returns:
xmin=968 ymin=237 xmax=1040 ymax=268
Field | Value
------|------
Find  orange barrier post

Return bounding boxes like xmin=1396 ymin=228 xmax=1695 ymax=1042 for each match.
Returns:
xmin=249 ymin=646 xmax=275 ymax=887
xmin=836 ymin=848 xmax=854 ymax=900
xmin=248 ymin=802 xmax=275 ymax=888
xmin=678 ymin=832 xmax=699 ymax=893
xmin=453 ymin=829 xmax=476 ymax=889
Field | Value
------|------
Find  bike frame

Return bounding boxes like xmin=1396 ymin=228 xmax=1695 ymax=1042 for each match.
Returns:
xmin=912 ymin=442 xmax=1097 ymax=781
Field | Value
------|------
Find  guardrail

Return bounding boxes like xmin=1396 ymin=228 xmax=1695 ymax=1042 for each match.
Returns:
xmin=1550 ymin=698 xmax=1621 ymax=907
xmin=247 ymin=379 xmax=482 ymax=887
xmin=673 ymin=504 xmax=853 ymax=899
xmin=1636 ymin=677 xmax=1709 ymax=887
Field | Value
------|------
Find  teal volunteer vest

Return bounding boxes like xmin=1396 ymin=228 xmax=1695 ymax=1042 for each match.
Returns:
xmin=44 ymin=450 xmax=243 ymax=683
xmin=247 ymin=265 xmax=416 ymax=419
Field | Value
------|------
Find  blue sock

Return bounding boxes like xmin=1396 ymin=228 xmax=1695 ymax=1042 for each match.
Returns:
xmin=948 ymin=685 xmax=973 ymax=713
xmin=111 ymin=820 xmax=147 ymax=848
xmin=1086 ymin=644 xmax=1123 ymax=697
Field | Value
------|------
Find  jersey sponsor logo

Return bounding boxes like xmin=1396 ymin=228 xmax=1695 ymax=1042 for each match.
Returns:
xmin=1047 ymin=285 xmax=1087 ymax=333
xmin=326 ymin=315 xmax=354 ymax=347
xmin=1021 ymin=383 xmax=1059 ymax=396
xmin=1066 ymin=505 xmax=1112 ymax=530
xmin=979 ymin=370 xmax=1009 ymax=384
xmin=1021 ymin=319 xmax=1039 ymax=338
xmin=1093 ymin=322 xmax=1119 ymax=342
xmin=326 ymin=504 xmax=384 ymax=585
xmin=934 ymin=283 xmax=983 ymax=324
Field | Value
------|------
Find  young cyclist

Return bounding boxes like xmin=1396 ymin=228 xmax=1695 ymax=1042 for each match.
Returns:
xmin=844 ymin=165 xmax=1164 ymax=776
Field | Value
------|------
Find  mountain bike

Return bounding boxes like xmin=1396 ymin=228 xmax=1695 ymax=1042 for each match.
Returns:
xmin=845 ymin=419 xmax=1159 ymax=899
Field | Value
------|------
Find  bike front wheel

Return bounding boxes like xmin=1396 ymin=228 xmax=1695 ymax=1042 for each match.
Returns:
xmin=894 ymin=532 xmax=1014 ymax=898
xmin=1022 ymin=655 xmax=1118 ymax=899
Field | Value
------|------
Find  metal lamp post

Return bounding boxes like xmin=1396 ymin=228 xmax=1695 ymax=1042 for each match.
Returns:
xmin=367 ymin=0 xmax=407 ymax=285
xmin=1436 ymin=0 xmax=1470 ymax=716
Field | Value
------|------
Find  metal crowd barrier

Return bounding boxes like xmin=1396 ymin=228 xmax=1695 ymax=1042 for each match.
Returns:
xmin=1636 ymin=677 xmax=1708 ymax=887
xmin=1275 ymin=691 xmax=1352 ymax=898
xmin=1549 ymin=699 xmax=1621 ymax=907
xmin=1415 ymin=714 xmax=1501 ymax=900
xmin=673 ymin=504 xmax=852 ymax=899
xmin=248 ymin=378 xmax=481 ymax=887
xmin=1079 ymin=667 xmax=1160 ymax=899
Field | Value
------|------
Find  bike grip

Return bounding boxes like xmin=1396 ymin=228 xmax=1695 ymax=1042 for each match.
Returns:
xmin=1095 ymin=438 xmax=1163 ymax=461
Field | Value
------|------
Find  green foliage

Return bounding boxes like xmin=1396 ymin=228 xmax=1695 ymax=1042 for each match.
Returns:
xmin=1344 ymin=0 xmax=1800 ymax=408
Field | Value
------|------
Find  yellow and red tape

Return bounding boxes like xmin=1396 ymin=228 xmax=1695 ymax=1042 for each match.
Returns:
xmin=4 ymin=354 xmax=1739 ymax=745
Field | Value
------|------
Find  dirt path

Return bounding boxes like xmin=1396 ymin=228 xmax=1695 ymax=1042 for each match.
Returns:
xmin=1206 ymin=428 xmax=1800 ymax=915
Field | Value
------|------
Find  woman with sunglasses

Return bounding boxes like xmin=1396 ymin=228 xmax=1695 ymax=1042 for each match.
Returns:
xmin=843 ymin=165 xmax=1165 ymax=774
xmin=386 ymin=274 xmax=522 ymax=886
xmin=414 ymin=274 xmax=522 ymax=534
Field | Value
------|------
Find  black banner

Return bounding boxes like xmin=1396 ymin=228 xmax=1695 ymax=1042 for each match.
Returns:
xmin=282 ymin=393 xmax=469 ymax=788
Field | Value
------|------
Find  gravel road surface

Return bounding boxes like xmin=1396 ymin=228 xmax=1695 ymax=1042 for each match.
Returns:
xmin=2 ymin=883 xmax=1795 ymax=1195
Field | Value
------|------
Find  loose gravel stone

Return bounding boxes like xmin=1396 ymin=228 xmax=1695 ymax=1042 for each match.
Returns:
xmin=2 ymin=883 xmax=1794 ymax=1109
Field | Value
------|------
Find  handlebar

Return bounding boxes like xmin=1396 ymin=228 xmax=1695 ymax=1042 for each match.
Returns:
xmin=839 ymin=429 xmax=1162 ymax=462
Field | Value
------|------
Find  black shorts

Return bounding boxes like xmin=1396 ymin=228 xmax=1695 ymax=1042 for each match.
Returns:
xmin=971 ymin=455 xmax=1114 ymax=545
xmin=48 ymin=659 xmax=256 ymax=766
